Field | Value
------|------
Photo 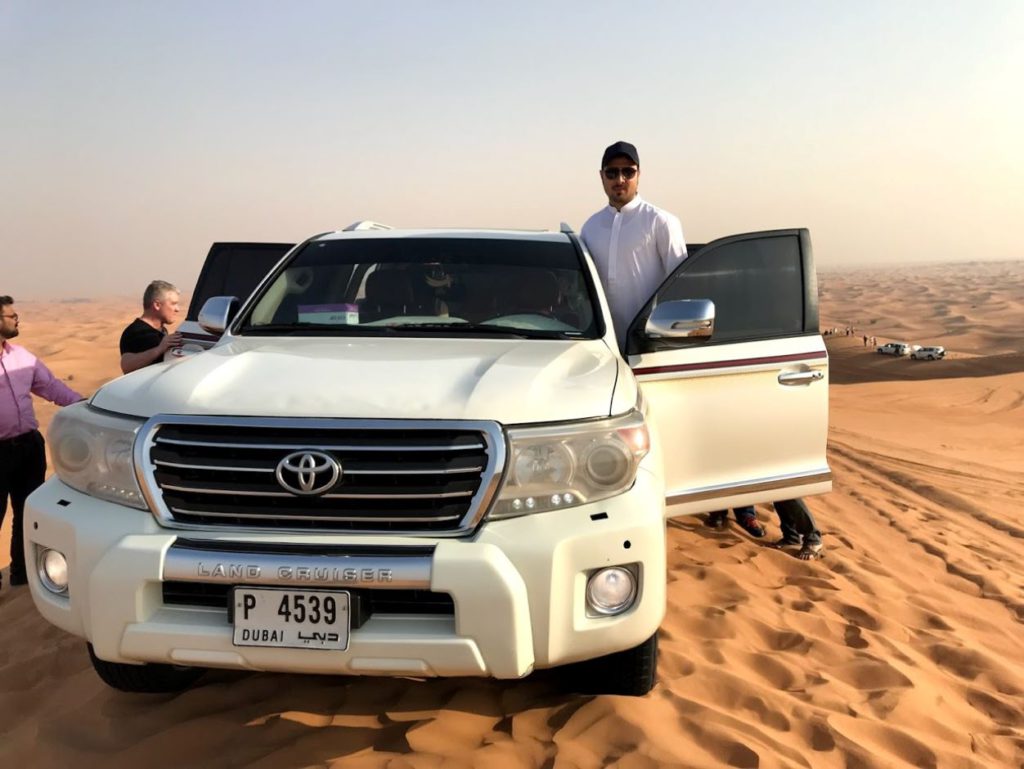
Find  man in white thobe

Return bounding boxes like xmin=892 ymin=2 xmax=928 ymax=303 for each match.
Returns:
xmin=580 ymin=141 xmax=687 ymax=351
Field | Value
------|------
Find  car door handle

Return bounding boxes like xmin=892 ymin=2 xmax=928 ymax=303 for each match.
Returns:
xmin=778 ymin=370 xmax=824 ymax=385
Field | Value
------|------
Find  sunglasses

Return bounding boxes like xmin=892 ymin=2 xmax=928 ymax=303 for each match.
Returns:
xmin=603 ymin=167 xmax=638 ymax=180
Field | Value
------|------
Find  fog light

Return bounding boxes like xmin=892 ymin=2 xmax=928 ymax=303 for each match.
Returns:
xmin=586 ymin=566 xmax=637 ymax=616
xmin=38 ymin=549 xmax=69 ymax=594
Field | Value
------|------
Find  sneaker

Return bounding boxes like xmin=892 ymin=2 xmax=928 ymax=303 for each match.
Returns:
xmin=736 ymin=514 xmax=765 ymax=538
xmin=705 ymin=511 xmax=728 ymax=529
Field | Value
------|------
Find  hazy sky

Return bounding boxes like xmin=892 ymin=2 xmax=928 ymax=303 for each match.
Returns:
xmin=2 ymin=1 xmax=1022 ymax=298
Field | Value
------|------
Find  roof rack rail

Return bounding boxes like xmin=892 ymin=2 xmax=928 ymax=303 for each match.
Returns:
xmin=342 ymin=220 xmax=392 ymax=231
xmin=559 ymin=222 xmax=575 ymax=234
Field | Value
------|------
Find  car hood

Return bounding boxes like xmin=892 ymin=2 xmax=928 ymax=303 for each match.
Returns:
xmin=92 ymin=336 xmax=622 ymax=424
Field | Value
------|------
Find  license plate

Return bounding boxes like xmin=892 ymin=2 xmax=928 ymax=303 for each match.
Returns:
xmin=232 ymin=588 xmax=350 ymax=651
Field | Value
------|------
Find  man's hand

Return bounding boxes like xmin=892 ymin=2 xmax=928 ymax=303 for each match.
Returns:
xmin=120 ymin=331 xmax=183 ymax=374
xmin=159 ymin=331 xmax=183 ymax=353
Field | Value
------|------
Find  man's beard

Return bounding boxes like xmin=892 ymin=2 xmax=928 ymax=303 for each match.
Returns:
xmin=1 ymin=328 xmax=18 ymax=340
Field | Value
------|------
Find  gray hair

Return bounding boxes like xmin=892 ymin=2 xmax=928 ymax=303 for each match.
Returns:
xmin=143 ymin=280 xmax=177 ymax=310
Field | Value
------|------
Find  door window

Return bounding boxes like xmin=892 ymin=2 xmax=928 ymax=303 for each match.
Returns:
xmin=629 ymin=231 xmax=810 ymax=353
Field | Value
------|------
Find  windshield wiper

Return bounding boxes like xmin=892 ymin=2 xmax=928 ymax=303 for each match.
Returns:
xmin=237 ymin=321 xmax=579 ymax=340
xmin=237 ymin=323 xmax=394 ymax=335
xmin=394 ymin=322 xmax=576 ymax=339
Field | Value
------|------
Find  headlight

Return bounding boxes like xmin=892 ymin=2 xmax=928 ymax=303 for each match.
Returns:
xmin=49 ymin=403 xmax=148 ymax=510
xmin=513 ymin=443 xmax=574 ymax=486
xmin=583 ymin=443 xmax=631 ymax=487
xmin=490 ymin=409 xmax=649 ymax=519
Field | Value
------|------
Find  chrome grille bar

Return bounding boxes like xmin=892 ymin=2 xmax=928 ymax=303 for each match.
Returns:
xmin=153 ymin=459 xmax=483 ymax=476
xmin=154 ymin=460 xmax=275 ymax=473
xmin=161 ymin=483 xmax=475 ymax=500
xmin=333 ymin=467 xmax=484 ymax=476
xmin=154 ymin=437 xmax=485 ymax=452
xmin=169 ymin=507 xmax=463 ymax=523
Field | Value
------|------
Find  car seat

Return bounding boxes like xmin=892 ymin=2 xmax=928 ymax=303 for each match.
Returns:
xmin=501 ymin=268 xmax=560 ymax=317
xmin=360 ymin=268 xmax=414 ymax=322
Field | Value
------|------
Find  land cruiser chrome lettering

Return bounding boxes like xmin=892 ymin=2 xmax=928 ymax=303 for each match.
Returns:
xmin=197 ymin=562 xmax=262 ymax=579
xmin=277 ymin=566 xmax=394 ymax=583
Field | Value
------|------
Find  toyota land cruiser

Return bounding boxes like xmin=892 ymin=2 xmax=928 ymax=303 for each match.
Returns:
xmin=26 ymin=224 xmax=830 ymax=696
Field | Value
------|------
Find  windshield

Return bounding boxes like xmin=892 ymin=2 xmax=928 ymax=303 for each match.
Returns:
xmin=237 ymin=236 xmax=601 ymax=339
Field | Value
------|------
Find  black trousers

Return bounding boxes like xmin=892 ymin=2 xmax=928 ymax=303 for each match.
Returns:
xmin=0 ymin=430 xmax=47 ymax=580
xmin=775 ymin=498 xmax=822 ymax=545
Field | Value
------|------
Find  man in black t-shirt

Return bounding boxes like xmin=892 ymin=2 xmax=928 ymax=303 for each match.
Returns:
xmin=119 ymin=280 xmax=183 ymax=374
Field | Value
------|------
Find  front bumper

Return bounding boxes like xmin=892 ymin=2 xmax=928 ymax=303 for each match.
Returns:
xmin=25 ymin=470 xmax=666 ymax=679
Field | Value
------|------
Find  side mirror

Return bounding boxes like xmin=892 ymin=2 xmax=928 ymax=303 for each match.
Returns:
xmin=198 ymin=296 xmax=240 ymax=335
xmin=645 ymin=299 xmax=715 ymax=339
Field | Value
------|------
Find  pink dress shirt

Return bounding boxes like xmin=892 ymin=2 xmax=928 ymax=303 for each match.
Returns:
xmin=0 ymin=340 xmax=84 ymax=440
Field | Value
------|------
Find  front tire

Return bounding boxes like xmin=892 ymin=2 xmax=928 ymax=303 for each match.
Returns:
xmin=87 ymin=643 xmax=204 ymax=693
xmin=560 ymin=633 xmax=658 ymax=696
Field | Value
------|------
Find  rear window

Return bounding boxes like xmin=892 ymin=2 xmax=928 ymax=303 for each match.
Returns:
xmin=237 ymin=237 xmax=601 ymax=340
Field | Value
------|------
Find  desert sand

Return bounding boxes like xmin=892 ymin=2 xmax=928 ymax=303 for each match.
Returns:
xmin=1 ymin=261 xmax=1022 ymax=769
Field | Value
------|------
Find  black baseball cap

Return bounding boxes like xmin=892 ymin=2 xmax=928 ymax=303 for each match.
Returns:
xmin=601 ymin=141 xmax=639 ymax=168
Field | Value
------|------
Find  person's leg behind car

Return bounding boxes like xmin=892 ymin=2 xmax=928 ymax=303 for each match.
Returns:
xmin=773 ymin=498 xmax=823 ymax=560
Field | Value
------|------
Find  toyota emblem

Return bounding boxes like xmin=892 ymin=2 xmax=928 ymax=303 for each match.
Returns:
xmin=275 ymin=450 xmax=342 ymax=496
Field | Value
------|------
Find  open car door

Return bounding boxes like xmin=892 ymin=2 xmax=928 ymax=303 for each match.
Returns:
xmin=175 ymin=242 xmax=294 ymax=355
xmin=625 ymin=229 xmax=831 ymax=517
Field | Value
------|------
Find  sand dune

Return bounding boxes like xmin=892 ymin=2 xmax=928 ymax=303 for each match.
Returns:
xmin=819 ymin=260 xmax=1024 ymax=356
xmin=2 ymin=264 xmax=1023 ymax=768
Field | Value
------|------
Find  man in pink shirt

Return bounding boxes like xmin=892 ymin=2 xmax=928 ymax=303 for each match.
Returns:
xmin=0 ymin=296 xmax=84 ymax=587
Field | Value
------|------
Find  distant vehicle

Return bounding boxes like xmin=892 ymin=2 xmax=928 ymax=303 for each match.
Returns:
xmin=911 ymin=346 xmax=946 ymax=360
xmin=877 ymin=342 xmax=911 ymax=356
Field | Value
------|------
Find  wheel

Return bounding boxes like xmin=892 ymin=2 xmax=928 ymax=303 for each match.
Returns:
xmin=87 ymin=643 xmax=204 ymax=693
xmin=559 ymin=633 xmax=658 ymax=696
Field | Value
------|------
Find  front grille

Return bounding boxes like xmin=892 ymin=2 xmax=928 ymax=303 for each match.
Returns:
xmin=141 ymin=418 xmax=503 ymax=534
xmin=162 ymin=582 xmax=455 ymax=627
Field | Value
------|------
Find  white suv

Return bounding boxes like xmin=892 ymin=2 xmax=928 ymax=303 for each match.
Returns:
xmin=26 ymin=225 xmax=830 ymax=696
xmin=911 ymin=346 xmax=945 ymax=360
xmin=877 ymin=342 xmax=911 ymax=356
